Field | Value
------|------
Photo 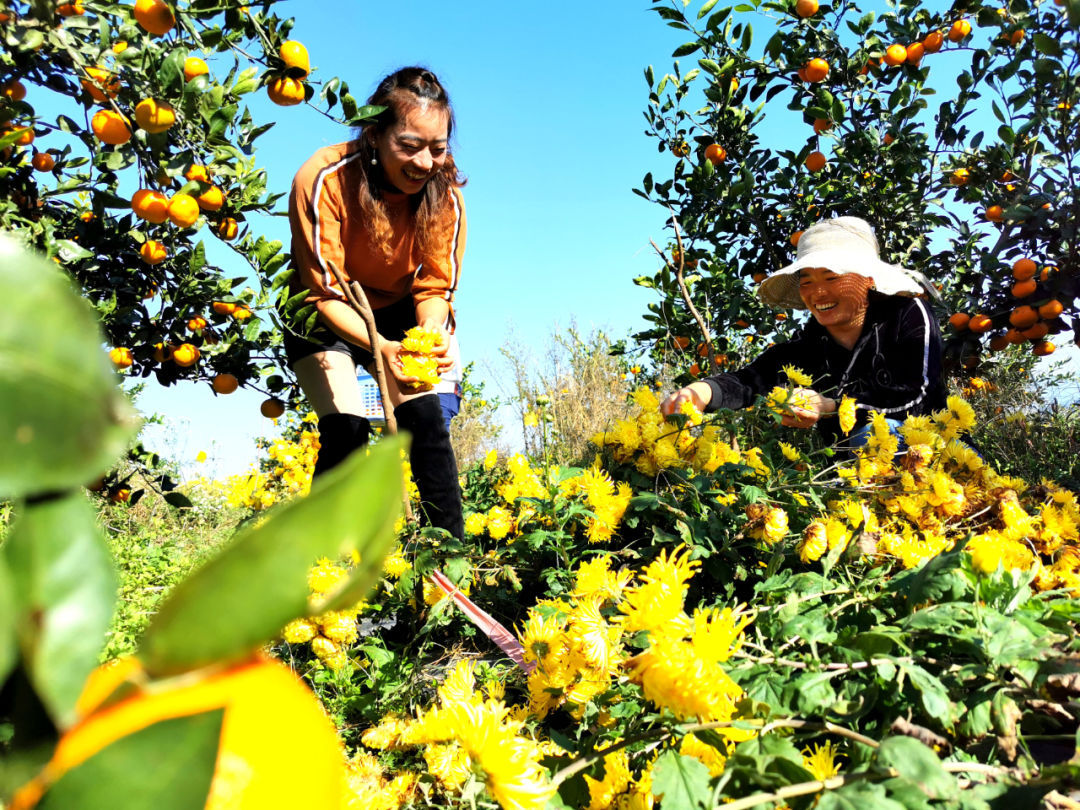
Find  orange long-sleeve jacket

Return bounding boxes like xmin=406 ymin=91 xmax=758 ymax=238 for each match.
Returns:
xmin=288 ymin=141 xmax=466 ymax=316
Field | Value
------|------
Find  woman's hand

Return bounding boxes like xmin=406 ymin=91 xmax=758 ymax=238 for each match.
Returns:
xmin=660 ymin=382 xmax=713 ymax=417
xmin=781 ymin=388 xmax=836 ymax=429
xmin=379 ymin=339 xmax=418 ymax=388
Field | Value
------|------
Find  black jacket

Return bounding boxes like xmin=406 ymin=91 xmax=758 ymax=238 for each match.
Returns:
xmin=702 ymin=294 xmax=946 ymax=444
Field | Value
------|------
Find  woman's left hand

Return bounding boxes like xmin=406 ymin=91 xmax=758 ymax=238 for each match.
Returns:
xmin=781 ymin=388 xmax=836 ymax=429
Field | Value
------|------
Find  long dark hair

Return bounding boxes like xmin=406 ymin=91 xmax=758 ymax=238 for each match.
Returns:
xmin=352 ymin=67 xmax=466 ymax=260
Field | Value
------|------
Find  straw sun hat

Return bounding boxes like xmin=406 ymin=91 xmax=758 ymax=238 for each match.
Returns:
xmin=758 ymin=217 xmax=926 ymax=310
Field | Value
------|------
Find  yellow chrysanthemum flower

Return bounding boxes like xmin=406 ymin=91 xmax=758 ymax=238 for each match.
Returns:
xmin=782 ymin=365 xmax=814 ymax=387
xmin=838 ymin=396 xmax=857 ymax=435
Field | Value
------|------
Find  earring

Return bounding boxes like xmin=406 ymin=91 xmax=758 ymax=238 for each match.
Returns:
xmin=371 ymin=156 xmax=377 ymax=166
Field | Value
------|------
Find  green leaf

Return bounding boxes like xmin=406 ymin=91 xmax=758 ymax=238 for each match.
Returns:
xmin=38 ymin=710 xmax=223 ymax=810
xmin=816 ymin=782 xmax=907 ymax=810
xmin=1032 ymin=32 xmax=1064 ymax=57
xmin=3 ymin=494 xmax=117 ymax=728
xmin=697 ymin=0 xmax=719 ymax=18
xmin=651 ymin=749 xmax=712 ymax=809
xmin=0 ymin=238 xmax=138 ymax=499
xmin=873 ymin=736 xmax=957 ymax=800
xmin=138 ymin=437 xmax=406 ymax=676
xmin=0 ymin=556 xmax=13 ymax=684
xmin=902 ymin=663 xmax=952 ymax=728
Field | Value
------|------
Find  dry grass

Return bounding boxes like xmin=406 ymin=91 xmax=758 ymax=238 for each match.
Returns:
xmin=495 ymin=325 xmax=639 ymax=466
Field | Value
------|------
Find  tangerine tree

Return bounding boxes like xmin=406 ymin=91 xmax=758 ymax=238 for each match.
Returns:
xmin=0 ymin=0 xmax=376 ymax=407
xmin=634 ymin=0 xmax=1079 ymax=377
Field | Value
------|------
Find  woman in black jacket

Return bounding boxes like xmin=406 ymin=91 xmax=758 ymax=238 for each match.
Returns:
xmin=661 ymin=217 xmax=946 ymax=445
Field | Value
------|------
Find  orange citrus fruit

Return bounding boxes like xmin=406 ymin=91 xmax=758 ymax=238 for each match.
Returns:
xmin=1038 ymin=299 xmax=1063 ymax=319
xmin=131 ymin=189 xmax=170 ymax=223
xmin=134 ymin=98 xmax=175 ymax=134
xmin=948 ymin=19 xmax=971 ymax=42
xmin=984 ymin=205 xmax=1004 ymax=223
xmin=211 ymin=301 xmax=237 ymax=315
xmin=152 ymin=342 xmax=173 ymax=363
xmin=167 ymin=193 xmax=199 ymax=227
xmin=212 ymin=373 xmax=239 ymax=394
xmin=1012 ymin=258 xmax=1037 ymax=280
xmin=1011 ymin=279 xmax=1036 ymax=298
xmin=1032 ymin=340 xmax=1055 ymax=357
xmin=108 ymin=347 xmax=133 ymax=368
xmin=279 ymin=40 xmax=310 ymax=77
xmin=188 ymin=316 xmax=208 ymax=331
xmin=790 ymin=230 xmax=804 ymax=247
xmin=133 ymin=0 xmax=175 ymax=36
xmin=704 ymin=143 xmax=727 ymax=165
xmin=923 ymin=31 xmax=944 ymax=52
xmin=232 ymin=306 xmax=253 ymax=321
xmin=267 ymin=76 xmax=305 ymax=106
xmin=804 ymin=58 xmax=829 ymax=82
xmin=91 ymin=110 xmax=131 ymax=145
xmin=1004 ymin=328 xmax=1025 ymax=344
xmin=1008 ymin=306 xmax=1038 ymax=328
xmin=216 ymin=217 xmax=239 ymax=240
xmin=795 ymin=0 xmax=818 ymax=17
xmin=260 ymin=398 xmax=286 ymax=419
xmin=31 ymin=151 xmax=54 ymax=171
xmin=196 ymin=184 xmax=224 ymax=211
xmin=2 ymin=79 xmax=26 ymax=100
xmin=183 ymin=56 xmax=209 ymax=82
xmin=969 ymin=314 xmax=993 ymax=333
xmin=950 ymin=167 xmax=970 ymax=186
xmin=11 ymin=656 xmax=343 ymax=810
xmin=812 ymin=118 xmax=832 ymax=134
xmin=804 ymin=151 xmax=827 ymax=172
xmin=57 ymin=2 xmax=84 ymax=15
xmin=9 ymin=126 xmax=34 ymax=146
xmin=883 ymin=44 xmax=907 ymax=66
xmin=905 ymin=42 xmax=925 ymax=64
xmin=1039 ymin=265 xmax=1058 ymax=282
xmin=1021 ymin=322 xmax=1049 ymax=339
xmin=139 ymin=240 xmax=167 ymax=265
xmin=184 ymin=164 xmax=210 ymax=182
xmin=172 ymin=343 xmax=200 ymax=366
xmin=948 ymin=313 xmax=970 ymax=331
xmin=1009 ymin=29 xmax=1024 ymax=47
xmin=988 ymin=334 xmax=1009 ymax=351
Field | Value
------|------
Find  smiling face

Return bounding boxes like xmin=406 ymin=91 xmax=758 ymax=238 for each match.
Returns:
xmin=372 ymin=104 xmax=449 ymax=194
xmin=798 ymin=267 xmax=873 ymax=332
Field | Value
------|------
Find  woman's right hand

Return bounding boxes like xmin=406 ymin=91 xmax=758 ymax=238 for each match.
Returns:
xmin=379 ymin=340 xmax=418 ymax=388
xmin=660 ymin=382 xmax=713 ymax=417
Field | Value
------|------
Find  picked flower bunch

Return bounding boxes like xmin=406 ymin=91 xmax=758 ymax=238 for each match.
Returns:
xmin=399 ymin=326 xmax=443 ymax=390
xmin=765 ymin=365 xmax=857 ymax=433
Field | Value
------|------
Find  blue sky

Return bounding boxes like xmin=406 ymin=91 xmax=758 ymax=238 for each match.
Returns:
xmin=121 ymin=1 xmax=1078 ymax=478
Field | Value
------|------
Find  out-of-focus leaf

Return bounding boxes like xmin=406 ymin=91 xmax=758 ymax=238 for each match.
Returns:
xmin=0 ymin=557 xmax=15 ymax=685
xmin=37 ymin=710 xmax=223 ymax=810
xmin=138 ymin=437 xmax=406 ymax=676
xmin=3 ymin=494 xmax=117 ymax=728
xmin=0 ymin=237 xmax=138 ymax=498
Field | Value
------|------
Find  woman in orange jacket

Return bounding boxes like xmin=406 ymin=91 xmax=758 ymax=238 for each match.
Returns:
xmin=285 ymin=66 xmax=467 ymax=539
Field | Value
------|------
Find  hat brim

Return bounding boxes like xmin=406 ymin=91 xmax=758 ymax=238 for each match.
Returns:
xmin=758 ymin=249 xmax=925 ymax=309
